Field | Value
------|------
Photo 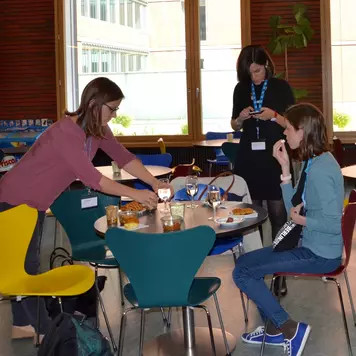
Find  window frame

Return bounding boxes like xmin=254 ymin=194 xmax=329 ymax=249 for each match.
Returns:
xmin=55 ymin=0 xmax=250 ymax=147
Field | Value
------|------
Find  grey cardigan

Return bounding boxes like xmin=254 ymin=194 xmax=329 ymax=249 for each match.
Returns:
xmin=281 ymin=152 xmax=344 ymax=259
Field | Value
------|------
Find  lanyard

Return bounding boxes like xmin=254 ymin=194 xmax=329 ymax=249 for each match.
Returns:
xmin=251 ymin=80 xmax=268 ymax=139
xmin=302 ymin=158 xmax=313 ymax=208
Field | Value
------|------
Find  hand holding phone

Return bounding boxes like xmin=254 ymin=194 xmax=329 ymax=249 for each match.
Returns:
xmin=249 ymin=110 xmax=262 ymax=116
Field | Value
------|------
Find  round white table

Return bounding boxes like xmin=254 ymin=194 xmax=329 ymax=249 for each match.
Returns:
xmin=96 ymin=165 xmax=172 ymax=181
xmin=193 ymin=138 xmax=240 ymax=148
xmin=342 ymin=165 xmax=356 ymax=179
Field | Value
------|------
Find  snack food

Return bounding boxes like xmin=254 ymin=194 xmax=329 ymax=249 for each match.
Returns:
xmin=226 ymin=217 xmax=234 ymax=223
xmin=119 ymin=211 xmax=139 ymax=228
xmin=232 ymin=207 xmax=255 ymax=215
xmin=121 ymin=201 xmax=145 ymax=212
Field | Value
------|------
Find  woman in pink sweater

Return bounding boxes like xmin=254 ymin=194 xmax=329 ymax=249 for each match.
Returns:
xmin=0 ymin=77 xmax=171 ymax=341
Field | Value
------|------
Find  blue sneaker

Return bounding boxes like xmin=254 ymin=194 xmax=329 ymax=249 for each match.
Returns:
xmin=241 ymin=326 xmax=285 ymax=346
xmin=284 ymin=322 xmax=311 ymax=356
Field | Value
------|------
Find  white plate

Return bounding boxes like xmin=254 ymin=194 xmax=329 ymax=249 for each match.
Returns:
xmin=215 ymin=216 xmax=245 ymax=228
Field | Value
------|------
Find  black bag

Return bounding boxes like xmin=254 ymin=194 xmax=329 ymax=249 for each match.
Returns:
xmin=273 ymin=162 xmax=308 ymax=252
xmin=38 ymin=313 xmax=113 ymax=356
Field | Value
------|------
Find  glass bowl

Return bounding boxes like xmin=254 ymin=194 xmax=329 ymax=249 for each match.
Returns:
xmin=118 ymin=210 xmax=139 ymax=229
xmin=161 ymin=215 xmax=183 ymax=233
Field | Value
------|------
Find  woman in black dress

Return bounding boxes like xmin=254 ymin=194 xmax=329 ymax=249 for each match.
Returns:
xmin=231 ymin=45 xmax=295 ymax=291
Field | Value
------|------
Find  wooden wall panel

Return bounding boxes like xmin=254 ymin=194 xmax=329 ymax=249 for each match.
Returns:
xmin=0 ymin=0 xmax=57 ymax=121
xmin=250 ymin=0 xmax=323 ymax=110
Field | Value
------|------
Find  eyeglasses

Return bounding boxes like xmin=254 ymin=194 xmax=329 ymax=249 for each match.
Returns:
xmin=104 ymin=103 xmax=119 ymax=113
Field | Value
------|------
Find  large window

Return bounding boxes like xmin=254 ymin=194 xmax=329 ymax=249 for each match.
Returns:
xmin=63 ymin=0 xmax=243 ymax=141
xmin=331 ymin=0 xmax=356 ymax=132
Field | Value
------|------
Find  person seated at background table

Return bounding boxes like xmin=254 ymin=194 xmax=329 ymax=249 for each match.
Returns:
xmin=232 ymin=103 xmax=344 ymax=356
xmin=0 ymin=77 xmax=172 ymax=342
xmin=230 ymin=45 xmax=295 ymax=295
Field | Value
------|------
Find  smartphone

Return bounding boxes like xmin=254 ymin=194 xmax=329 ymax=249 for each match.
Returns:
xmin=249 ymin=110 xmax=262 ymax=116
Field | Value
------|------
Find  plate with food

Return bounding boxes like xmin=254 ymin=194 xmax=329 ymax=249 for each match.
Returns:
xmin=120 ymin=201 xmax=147 ymax=215
xmin=215 ymin=216 xmax=245 ymax=228
xmin=231 ymin=207 xmax=258 ymax=218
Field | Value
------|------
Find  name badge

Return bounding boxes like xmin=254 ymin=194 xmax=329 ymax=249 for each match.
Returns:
xmin=81 ymin=196 xmax=98 ymax=209
xmin=251 ymin=140 xmax=266 ymax=151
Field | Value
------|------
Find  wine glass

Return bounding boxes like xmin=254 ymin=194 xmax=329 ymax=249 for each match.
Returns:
xmin=207 ymin=184 xmax=221 ymax=221
xmin=185 ymin=175 xmax=199 ymax=208
xmin=157 ymin=178 xmax=171 ymax=214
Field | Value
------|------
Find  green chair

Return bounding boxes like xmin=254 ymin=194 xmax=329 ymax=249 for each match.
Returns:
xmin=222 ymin=142 xmax=239 ymax=170
xmin=50 ymin=189 xmax=122 ymax=351
xmin=105 ymin=225 xmax=231 ymax=356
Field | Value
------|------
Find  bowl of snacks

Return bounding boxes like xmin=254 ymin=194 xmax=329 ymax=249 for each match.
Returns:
xmin=215 ymin=216 xmax=245 ymax=228
xmin=118 ymin=210 xmax=140 ymax=230
xmin=161 ymin=215 xmax=183 ymax=233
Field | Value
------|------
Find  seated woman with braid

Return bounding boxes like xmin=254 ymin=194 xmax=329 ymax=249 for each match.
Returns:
xmin=232 ymin=103 xmax=344 ymax=356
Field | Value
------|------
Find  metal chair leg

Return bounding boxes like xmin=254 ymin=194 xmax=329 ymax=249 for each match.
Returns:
xmin=160 ymin=307 xmax=168 ymax=323
xmin=344 ymin=270 xmax=356 ymax=326
xmin=118 ymin=267 xmax=125 ymax=306
xmin=35 ymin=296 xmax=40 ymax=347
xmin=95 ymin=275 xmax=117 ymax=351
xmin=260 ymin=276 xmax=276 ymax=356
xmin=213 ymin=293 xmax=231 ymax=356
xmin=139 ymin=309 xmax=146 ymax=356
xmin=167 ymin=307 xmax=172 ymax=328
xmin=118 ymin=307 xmax=136 ymax=356
xmin=194 ymin=305 xmax=216 ymax=355
xmin=327 ymin=277 xmax=353 ymax=356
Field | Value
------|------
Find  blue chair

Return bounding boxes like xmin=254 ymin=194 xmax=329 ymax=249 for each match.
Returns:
xmin=106 ymin=225 xmax=231 ymax=356
xmin=50 ymin=189 xmax=122 ymax=351
xmin=206 ymin=131 xmax=241 ymax=176
xmin=173 ymin=187 xmax=249 ymax=323
xmin=134 ymin=153 xmax=172 ymax=190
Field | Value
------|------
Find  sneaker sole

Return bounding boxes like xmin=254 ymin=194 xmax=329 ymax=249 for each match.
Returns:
xmin=296 ymin=325 xmax=311 ymax=356
xmin=241 ymin=337 xmax=284 ymax=346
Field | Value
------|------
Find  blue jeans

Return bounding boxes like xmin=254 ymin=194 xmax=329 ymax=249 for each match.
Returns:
xmin=232 ymin=246 xmax=341 ymax=328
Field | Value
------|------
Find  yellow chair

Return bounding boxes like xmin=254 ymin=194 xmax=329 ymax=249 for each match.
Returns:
xmin=0 ymin=205 xmax=95 ymax=340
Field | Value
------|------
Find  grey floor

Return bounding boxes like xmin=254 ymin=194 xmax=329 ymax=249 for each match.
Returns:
xmin=1 ymin=191 xmax=356 ymax=356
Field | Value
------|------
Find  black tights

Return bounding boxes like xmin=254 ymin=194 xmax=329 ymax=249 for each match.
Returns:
xmin=252 ymin=199 xmax=287 ymax=243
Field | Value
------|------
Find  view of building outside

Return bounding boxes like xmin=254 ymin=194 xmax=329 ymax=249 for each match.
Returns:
xmin=75 ymin=0 xmax=242 ymax=136
xmin=331 ymin=0 xmax=356 ymax=132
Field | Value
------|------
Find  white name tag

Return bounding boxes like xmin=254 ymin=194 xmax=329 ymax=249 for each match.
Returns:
xmin=251 ymin=141 xmax=266 ymax=151
xmin=81 ymin=196 xmax=98 ymax=209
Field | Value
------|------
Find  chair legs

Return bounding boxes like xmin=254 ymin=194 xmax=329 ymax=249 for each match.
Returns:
xmin=118 ymin=307 xmax=137 ymax=356
xmin=233 ymin=245 xmax=249 ymax=323
xmin=194 ymin=305 xmax=217 ymax=355
xmin=94 ymin=266 xmax=117 ymax=352
xmin=118 ymin=268 xmax=125 ymax=306
xmin=213 ymin=293 xmax=232 ymax=356
xmin=326 ymin=277 xmax=354 ymax=356
xmin=139 ymin=309 xmax=146 ymax=356
xmin=344 ymin=270 xmax=356 ymax=326
xmin=209 ymin=162 xmax=212 ymax=177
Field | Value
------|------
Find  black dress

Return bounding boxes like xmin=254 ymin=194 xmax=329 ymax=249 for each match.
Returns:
xmin=232 ymin=78 xmax=295 ymax=201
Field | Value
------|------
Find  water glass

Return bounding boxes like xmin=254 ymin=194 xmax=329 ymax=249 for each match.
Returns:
xmin=185 ymin=175 xmax=199 ymax=208
xmin=111 ymin=161 xmax=121 ymax=175
xmin=105 ymin=205 xmax=118 ymax=227
xmin=170 ymin=202 xmax=185 ymax=219
xmin=157 ymin=178 xmax=171 ymax=213
xmin=207 ymin=185 xmax=221 ymax=221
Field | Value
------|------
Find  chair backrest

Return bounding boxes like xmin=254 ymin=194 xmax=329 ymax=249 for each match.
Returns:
xmin=105 ymin=226 xmax=216 ymax=307
xmin=50 ymin=189 xmax=120 ymax=259
xmin=136 ymin=153 xmax=172 ymax=167
xmin=342 ymin=203 xmax=356 ymax=268
xmin=157 ymin=138 xmax=166 ymax=154
xmin=170 ymin=159 xmax=195 ymax=180
xmin=221 ymin=142 xmax=239 ymax=165
xmin=349 ymin=189 xmax=356 ymax=204
xmin=0 ymin=205 xmax=37 ymax=289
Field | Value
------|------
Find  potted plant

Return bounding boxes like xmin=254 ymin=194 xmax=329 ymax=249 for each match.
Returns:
xmin=268 ymin=4 xmax=314 ymax=100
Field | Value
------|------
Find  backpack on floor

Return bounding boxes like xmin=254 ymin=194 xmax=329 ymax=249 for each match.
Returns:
xmin=38 ymin=313 xmax=113 ymax=356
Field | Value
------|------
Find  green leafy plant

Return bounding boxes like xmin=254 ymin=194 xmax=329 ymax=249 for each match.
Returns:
xmin=333 ymin=110 xmax=351 ymax=129
xmin=268 ymin=4 xmax=314 ymax=99
xmin=181 ymin=123 xmax=188 ymax=135
xmin=111 ymin=115 xmax=132 ymax=128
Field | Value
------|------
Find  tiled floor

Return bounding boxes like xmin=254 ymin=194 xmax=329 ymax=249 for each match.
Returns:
xmin=1 ymin=191 xmax=356 ymax=356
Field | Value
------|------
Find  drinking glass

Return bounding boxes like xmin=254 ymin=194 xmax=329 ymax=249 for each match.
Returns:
xmin=185 ymin=175 xmax=199 ymax=208
xmin=207 ymin=184 xmax=221 ymax=221
xmin=157 ymin=178 xmax=171 ymax=213
xmin=105 ymin=205 xmax=118 ymax=227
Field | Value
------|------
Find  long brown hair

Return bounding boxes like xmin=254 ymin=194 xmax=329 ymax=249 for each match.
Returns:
xmin=65 ymin=77 xmax=124 ymax=138
xmin=285 ymin=103 xmax=330 ymax=160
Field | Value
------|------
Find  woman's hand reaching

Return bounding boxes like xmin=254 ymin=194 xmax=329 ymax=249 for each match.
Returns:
xmin=239 ymin=106 xmax=254 ymax=119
